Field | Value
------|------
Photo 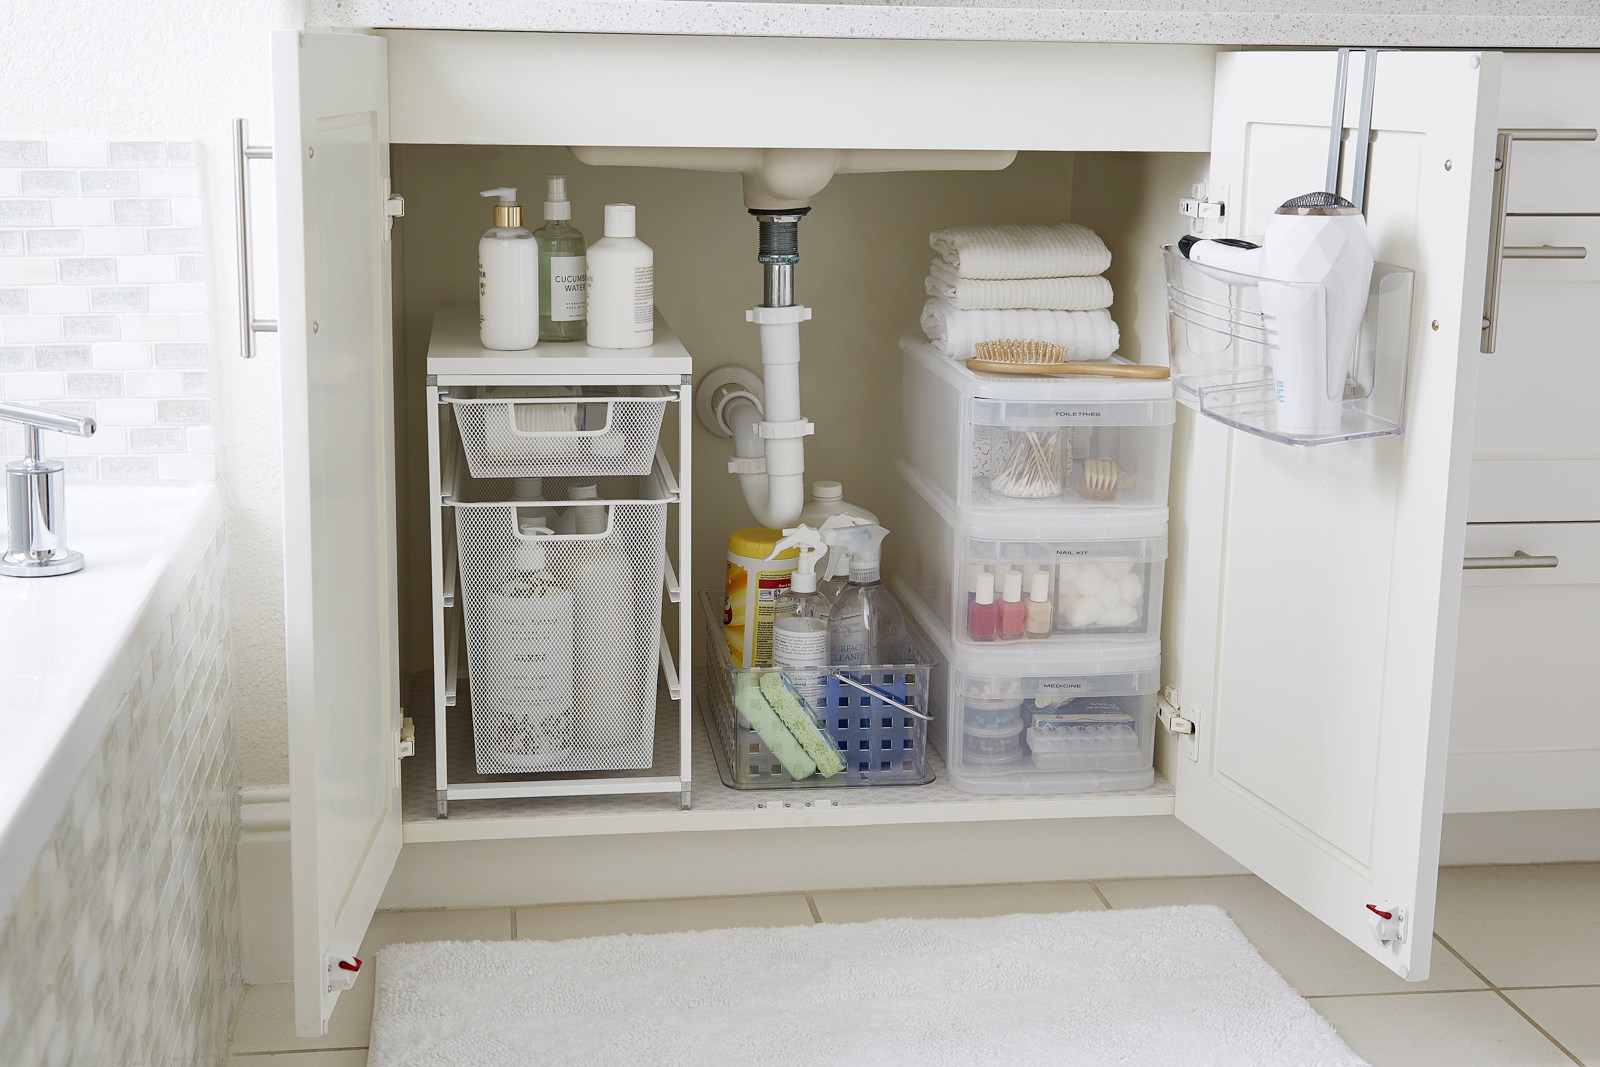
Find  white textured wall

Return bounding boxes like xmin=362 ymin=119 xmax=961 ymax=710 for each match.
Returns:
xmin=0 ymin=0 xmax=307 ymax=785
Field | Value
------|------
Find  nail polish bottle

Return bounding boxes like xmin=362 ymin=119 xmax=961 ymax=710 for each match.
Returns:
xmin=998 ymin=569 xmax=1025 ymax=642
xmin=967 ymin=570 xmax=998 ymax=642
xmin=1024 ymin=571 xmax=1054 ymax=639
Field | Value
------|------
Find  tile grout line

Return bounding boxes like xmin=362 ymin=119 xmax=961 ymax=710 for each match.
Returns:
xmin=229 ymin=1048 xmax=370 ymax=1057
xmin=804 ymin=893 xmax=823 ymax=924
xmin=1433 ymin=934 xmax=1586 ymax=1067
xmin=1088 ymin=882 xmax=1114 ymax=910
xmin=1303 ymin=988 xmax=1502 ymax=1000
xmin=509 ymin=906 xmax=518 ymax=940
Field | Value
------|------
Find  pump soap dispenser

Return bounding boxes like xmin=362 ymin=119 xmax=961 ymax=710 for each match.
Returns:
xmin=478 ymin=187 xmax=539 ymax=351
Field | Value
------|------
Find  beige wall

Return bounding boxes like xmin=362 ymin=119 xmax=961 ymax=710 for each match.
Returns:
xmin=390 ymin=147 xmax=1089 ymax=674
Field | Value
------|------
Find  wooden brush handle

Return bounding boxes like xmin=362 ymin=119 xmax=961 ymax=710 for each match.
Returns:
xmin=966 ymin=358 xmax=1170 ymax=380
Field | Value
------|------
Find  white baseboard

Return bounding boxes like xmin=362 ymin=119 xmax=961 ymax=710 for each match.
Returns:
xmin=240 ymin=786 xmax=293 ymax=985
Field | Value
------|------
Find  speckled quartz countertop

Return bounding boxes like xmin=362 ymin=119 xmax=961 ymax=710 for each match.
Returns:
xmin=312 ymin=0 xmax=1600 ymax=47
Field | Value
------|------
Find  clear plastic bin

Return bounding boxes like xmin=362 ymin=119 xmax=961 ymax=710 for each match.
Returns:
xmin=897 ymin=458 xmax=1166 ymax=648
xmin=698 ymin=591 xmax=938 ymax=789
xmin=455 ymin=463 xmax=673 ymax=774
xmin=901 ymin=334 xmax=1174 ymax=513
xmin=448 ymin=384 xmax=673 ymax=479
xmin=894 ymin=576 xmax=1159 ymax=795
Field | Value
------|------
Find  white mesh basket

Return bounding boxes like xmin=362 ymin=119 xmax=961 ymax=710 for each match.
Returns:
xmin=455 ymin=474 xmax=671 ymax=774
xmin=450 ymin=389 xmax=672 ymax=479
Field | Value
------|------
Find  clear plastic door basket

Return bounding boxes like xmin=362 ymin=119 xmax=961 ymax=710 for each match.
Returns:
xmin=1163 ymin=244 xmax=1416 ymax=446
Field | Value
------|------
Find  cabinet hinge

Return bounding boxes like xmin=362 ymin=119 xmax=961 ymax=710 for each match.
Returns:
xmin=382 ymin=179 xmax=404 ymax=240
xmin=398 ymin=717 xmax=415 ymax=759
xmin=1157 ymin=685 xmax=1194 ymax=735
xmin=1179 ymin=182 xmax=1227 ymax=235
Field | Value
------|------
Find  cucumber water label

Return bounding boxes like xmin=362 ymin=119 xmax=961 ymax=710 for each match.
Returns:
xmin=550 ymin=255 xmax=587 ymax=321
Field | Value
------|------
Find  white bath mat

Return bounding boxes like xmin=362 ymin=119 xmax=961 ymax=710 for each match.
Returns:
xmin=369 ymin=905 xmax=1366 ymax=1066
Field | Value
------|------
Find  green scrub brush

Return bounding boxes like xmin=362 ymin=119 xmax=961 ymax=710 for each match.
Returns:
xmin=734 ymin=674 xmax=815 ymax=780
xmin=759 ymin=673 xmax=845 ymax=778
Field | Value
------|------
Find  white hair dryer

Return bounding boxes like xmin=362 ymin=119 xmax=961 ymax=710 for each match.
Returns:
xmin=1179 ymin=191 xmax=1374 ymax=436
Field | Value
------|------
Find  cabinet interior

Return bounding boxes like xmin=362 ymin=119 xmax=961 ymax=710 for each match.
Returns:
xmin=387 ymin=144 xmax=1206 ymax=825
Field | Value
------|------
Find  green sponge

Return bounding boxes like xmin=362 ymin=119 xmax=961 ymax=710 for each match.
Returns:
xmin=760 ymin=673 xmax=846 ymax=779
xmin=734 ymin=673 xmax=815 ymax=780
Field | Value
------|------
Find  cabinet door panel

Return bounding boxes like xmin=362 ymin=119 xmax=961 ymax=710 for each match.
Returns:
xmin=1447 ymin=523 xmax=1600 ymax=812
xmin=1169 ymin=49 xmax=1499 ymax=982
xmin=273 ymin=29 xmax=402 ymax=1038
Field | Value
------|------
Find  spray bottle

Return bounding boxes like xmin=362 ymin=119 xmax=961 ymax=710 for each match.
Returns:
xmin=823 ymin=520 xmax=912 ymax=667
xmin=765 ymin=524 xmax=831 ymax=668
xmin=816 ymin=514 xmax=863 ymax=607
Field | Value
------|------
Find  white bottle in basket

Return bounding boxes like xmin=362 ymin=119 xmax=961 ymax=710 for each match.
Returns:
xmin=478 ymin=187 xmax=539 ymax=351
xmin=483 ymin=520 xmax=574 ymax=770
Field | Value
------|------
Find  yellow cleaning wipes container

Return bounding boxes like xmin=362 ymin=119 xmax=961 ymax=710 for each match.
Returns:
xmin=725 ymin=528 xmax=799 ymax=668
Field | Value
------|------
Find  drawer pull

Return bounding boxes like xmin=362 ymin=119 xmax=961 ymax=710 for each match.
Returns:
xmin=1463 ymin=550 xmax=1559 ymax=570
xmin=1480 ymin=126 xmax=1599 ymax=355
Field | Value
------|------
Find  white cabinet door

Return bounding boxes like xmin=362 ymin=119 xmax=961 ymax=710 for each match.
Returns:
xmin=1167 ymin=50 xmax=1500 ymax=981
xmin=272 ymin=29 xmax=402 ymax=1036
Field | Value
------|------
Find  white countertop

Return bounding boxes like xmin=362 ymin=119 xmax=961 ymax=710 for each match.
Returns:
xmin=0 ymin=483 xmax=225 ymax=903
xmin=316 ymin=0 xmax=1600 ymax=48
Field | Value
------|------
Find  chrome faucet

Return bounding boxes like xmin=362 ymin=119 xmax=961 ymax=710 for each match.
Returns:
xmin=0 ymin=401 xmax=97 ymax=577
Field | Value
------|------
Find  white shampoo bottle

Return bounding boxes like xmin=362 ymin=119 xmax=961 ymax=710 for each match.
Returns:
xmin=478 ymin=187 xmax=539 ymax=350
xmin=586 ymin=203 xmax=654 ymax=349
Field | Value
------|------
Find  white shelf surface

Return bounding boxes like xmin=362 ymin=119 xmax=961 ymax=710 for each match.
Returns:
xmin=401 ymin=671 xmax=1175 ymax=843
xmin=426 ymin=304 xmax=693 ymax=379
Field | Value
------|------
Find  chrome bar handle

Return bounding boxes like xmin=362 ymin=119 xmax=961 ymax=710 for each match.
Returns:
xmin=1481 ymin=127 xmax=1597 ymax=354
xmin=1503 ymin=246 xmax=1587 ymax=259
xmin=1463 ymin=550 xmax=1559 ymax=570
xmin=233 ymin=119 xmax=276 ymax=359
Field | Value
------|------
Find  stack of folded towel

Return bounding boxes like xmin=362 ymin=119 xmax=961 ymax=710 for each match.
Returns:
xmin=921 ymin=221 xmax=1121 ymax=361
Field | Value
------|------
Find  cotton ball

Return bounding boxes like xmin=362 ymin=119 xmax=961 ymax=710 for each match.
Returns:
xmin=1057 ymin=563 xmax=1080 ymax=582
xmin=1102 ymin=560 xmax=1133 ymax=578
xmin=1117 ymin=571 xmax=1143 ymax=605
xmin=1067 ymin=597 xmax=1103 ymax=628
xmin=1071 ymin=563 xmax=1106 ymax=597
xmin=1095 ymin=581 xmax=1124 ymax=609
xmin=1101 ymin=603 xmax=1139 ymax=627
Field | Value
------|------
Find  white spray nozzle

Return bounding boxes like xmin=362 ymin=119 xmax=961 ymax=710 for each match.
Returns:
xmin=545 ymin=175 xmax=572 ymax=221
xmin=765 ymin=523 xmax=828 ymax=593
xmin=819 ymin=517 xmax=889 ymax=583
xmin=481 ymin=187 xmax=518 ymax=204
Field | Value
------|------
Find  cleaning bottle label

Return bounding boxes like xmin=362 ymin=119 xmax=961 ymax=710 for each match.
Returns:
xmin=550 ymin=255 xmax=587 ymax=321
xmin=724 ymin=560 xmax=796 ymax=668
xmin=773 ymin=616 xmax=828 ymax=668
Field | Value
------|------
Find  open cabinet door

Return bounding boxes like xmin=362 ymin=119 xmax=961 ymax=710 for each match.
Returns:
xmin=272 ymin=29 xmax=402 ymax=1035
xmin=1166 ymin=50 xmax=1500 ymax=981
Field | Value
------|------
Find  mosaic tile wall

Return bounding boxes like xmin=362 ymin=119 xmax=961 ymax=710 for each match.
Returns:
xmin=0 ymin=139 xmax=215 ymax=480
xmin=0 ymin=522 xmax=240 ymax=1066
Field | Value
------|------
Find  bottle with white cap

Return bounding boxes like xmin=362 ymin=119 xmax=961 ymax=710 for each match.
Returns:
xmin=534 ymin=175 xmax=587 ymax=343
xmin=997 ymin=569 xmax=1026 ymax=642
xmin=477 ymin=187 xmax=538 ymax=351
xmin=586 ymin=203 xmax=654 ymax=349
xmin=797 ymin=480 xmax=878 ymax=529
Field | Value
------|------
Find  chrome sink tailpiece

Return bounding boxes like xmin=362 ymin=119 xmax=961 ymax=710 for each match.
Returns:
xmin=0 ymin=401 xmax=97 ymax=577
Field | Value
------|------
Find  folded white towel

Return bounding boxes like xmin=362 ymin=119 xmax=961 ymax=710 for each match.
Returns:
xmin=930 ymin=221 xmax=1111 ymax=280
xmin=926 ymin=261 xmax=1113 ymax=311
xmin=921 ymin=297 xmax=1120 ymax=361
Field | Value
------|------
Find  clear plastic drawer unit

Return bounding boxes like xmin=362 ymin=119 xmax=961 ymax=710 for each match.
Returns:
xmin=900 ymin=335 xmax=1175 ymax=513
xmin=897 ymin=459 xmax=1167 ymax=648
xmin=896 ymin=577 xmax=1159 ymax=796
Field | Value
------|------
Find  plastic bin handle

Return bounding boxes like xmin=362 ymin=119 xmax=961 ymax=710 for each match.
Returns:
xmin=829 ymin=671 xmax=933 ymax=721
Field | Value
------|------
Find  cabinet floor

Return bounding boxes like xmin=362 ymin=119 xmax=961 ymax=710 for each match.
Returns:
xmin=226 ymin=863 xmax=1600 ymax=1066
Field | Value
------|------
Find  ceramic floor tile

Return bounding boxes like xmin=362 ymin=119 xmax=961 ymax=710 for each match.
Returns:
xmin=230 ymin=909 xmax=512 ymax=1054
xmin=809 ymin=881 xmax=1105 ymax=924
xmin=515 ymin=894 xmax=815 ymax=941
xmin=1095 ymin=875 xmax=1485 ymax=996
xmin=228 ymin=983 xmax=374 ymax=1055
xmin=227 ymin=1052 xmax=369 ymax=1065
xmin=1311 ymin=990 xmax=1573 ymax=1067
xmin=1504 ymin=987 xmax=1600 ymax=1065
xmin=1435 ymin=864 xmax=1600 ymax=987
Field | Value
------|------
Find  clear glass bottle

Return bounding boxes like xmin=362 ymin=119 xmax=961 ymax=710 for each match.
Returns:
xmin=534 ymin=175 xmax=587 ymax=343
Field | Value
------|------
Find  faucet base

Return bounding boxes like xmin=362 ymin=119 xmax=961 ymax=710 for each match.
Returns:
xmin=0 ymin=548 xmax=84 ymax=578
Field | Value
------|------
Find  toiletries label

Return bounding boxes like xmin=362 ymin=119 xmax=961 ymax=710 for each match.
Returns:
xmin=550 ymin=256 xmax=587 ymax=321
xmin=633 ymin=264 xmax=654 ymax=329
xmin=773 ymin=616 xmax=828 ymax=667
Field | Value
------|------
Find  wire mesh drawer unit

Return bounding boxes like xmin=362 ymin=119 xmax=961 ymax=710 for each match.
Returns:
xmin=698 ymin=591 xmax=937 ymax=789
xmin=449 ymin=385 xmax=673 ymax=479
xmin=455 ymin=466 xmax=672 ymax=774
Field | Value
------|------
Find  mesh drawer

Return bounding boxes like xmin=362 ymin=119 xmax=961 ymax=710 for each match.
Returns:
xmin=451 ymin=390 xmax=672 ymax=479
xmin=456 ymin=494 xmax=669 ymax=774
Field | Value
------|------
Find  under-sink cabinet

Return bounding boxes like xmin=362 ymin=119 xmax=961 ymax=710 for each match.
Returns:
xmin=269 ymin=27 xmax=1573 ymax=1036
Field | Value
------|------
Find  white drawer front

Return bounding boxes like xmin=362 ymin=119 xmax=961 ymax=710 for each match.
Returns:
xmin=1470 ymin=280 xmax=1600 ymax=520
xmin=1447 ymin=522 xmax=1600 ymax=812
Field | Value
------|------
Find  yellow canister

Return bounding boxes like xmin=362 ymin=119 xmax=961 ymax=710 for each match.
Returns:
xmin=724 ymin=528 xmax=799 ymax=668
